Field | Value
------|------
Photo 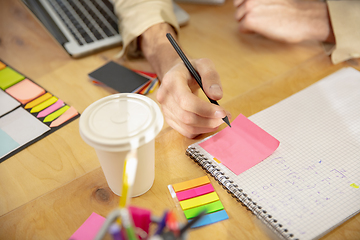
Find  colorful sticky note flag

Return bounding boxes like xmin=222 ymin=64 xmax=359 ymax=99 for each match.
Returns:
xmin=172 ymin=176 xmax=210 ymax=192
xmin=50 ymin=106 xmax=78 ymax=127
xmin=183 ymin=200 xmax=224 ymax=219
xmin=44 ymin=105 xmax=70 ymax=122
xmin=180 ymin=192 xmax=219 ymax=210
xmin=25 ymin=92 xmax=52 ymax=109
xmin=189 ymin=210 xmax=229 ymax=228
xmin=37 ymin=99 xmax=64 ymax=118
xmin=176 ymin=183 xmax=214 ymax=201
xmin=171 ymin=175 xmax=229 ymax=228
xmin=30 ymin=96 xmax=58 ymax=113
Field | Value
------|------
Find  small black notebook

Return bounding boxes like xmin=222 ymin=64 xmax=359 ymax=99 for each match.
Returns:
xmin=88 ymin=61 xmax=151 ymax=93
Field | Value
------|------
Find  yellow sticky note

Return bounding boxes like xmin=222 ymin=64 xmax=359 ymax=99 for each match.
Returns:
xmin=172 ymin=176 xmax=210 ymax=192
xmin=179 ymin=191 xmax=219 ymax=210
xmin=25 ymin=92 xmax=52 ymax=109
xmin=30 ymin=96 xmax=58 ymax=113
xmin=44 ymin=105 xmax=70 ymax=122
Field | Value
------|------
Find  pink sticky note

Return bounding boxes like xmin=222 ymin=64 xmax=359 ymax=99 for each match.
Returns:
xmin=176 ymin=183 xmax=214 ymax=201
xmin=199 ymin=114 xmax=280 ymax=175
xmin=5 ymin=79 xmax=45 ymax=104
xmin=69 ymin=212 xmax=105 ymax=240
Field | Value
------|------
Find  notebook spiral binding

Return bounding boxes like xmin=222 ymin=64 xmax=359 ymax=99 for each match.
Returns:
xmin=186 ymin=146 xmax=297 ymax=240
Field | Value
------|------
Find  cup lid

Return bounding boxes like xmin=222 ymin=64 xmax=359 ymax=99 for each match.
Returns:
xmin=79 ymin=93 xmax=164 ymax=152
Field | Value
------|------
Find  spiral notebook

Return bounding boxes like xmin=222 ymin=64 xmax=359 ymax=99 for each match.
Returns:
xmin=186 ymin=67 xmax=360 ymax=240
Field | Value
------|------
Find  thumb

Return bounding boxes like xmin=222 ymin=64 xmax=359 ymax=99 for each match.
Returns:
xmin=193 ymin=58 xmax=223 ymax=101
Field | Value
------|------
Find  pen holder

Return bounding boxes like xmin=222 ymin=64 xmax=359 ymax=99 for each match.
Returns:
xmin=94 ymin=206 xmax=189 ymax=240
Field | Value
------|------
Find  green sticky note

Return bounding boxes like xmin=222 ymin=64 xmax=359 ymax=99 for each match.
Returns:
xmin=183 ymin=200 xmax=224 ymax=219
xmin=0 ymin=67 xmax=25 ymax=90
xmin=44 ymin=105 xmax=70 ymax=122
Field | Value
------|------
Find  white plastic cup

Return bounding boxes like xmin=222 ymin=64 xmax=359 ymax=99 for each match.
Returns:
xmin=79 ymin=93 xmax=163 ymax=197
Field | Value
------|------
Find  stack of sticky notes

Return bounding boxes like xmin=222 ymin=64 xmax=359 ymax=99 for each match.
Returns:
xmin=88 ymin=61 xmax=158 ymax=95
xmin=0 ymin=60 xmax=79 ymax=162
xmin=171 ymin=176 xmax=229 ymax=228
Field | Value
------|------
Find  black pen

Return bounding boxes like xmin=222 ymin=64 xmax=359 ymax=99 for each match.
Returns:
xmin=166 ymin=33 xmax=231 ymax=128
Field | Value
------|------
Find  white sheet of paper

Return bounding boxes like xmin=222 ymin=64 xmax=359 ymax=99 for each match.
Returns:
xmin=0 ymin=107 xmax=50 ymax=158
xmin=0 ymin=89 xmax=20 ymax=116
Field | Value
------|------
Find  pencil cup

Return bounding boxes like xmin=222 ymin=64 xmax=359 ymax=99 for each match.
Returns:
xmin=79 ymin=93 xmax=163 ymax=196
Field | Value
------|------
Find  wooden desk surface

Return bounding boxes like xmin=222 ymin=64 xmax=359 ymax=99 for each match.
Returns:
xmin=0 ymin=0 xmax=359 ymax=239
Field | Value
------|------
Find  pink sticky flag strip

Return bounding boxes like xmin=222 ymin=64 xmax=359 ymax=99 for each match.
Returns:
xmin=69 ymin=212 xmax=105 ymax=240
xmin=49 ymin=106 xmax=78 ymax=127
xmin=199 ymin=113 xmax=280 ymax=175
xmin=176 ymin=183 xmax=214 ymax=201
xmin=37 ymin=99 xmax=64 ymax=118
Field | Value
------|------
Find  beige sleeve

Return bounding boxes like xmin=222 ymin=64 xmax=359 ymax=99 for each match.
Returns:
xmin=112 ymin=0 xmax=180 ymax=59
xmin=327 ymin=0 xmax=360 ymax=64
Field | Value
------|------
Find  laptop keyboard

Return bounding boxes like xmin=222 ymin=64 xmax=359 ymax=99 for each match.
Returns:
xmin=46 ymin=0 xmax=119 ymax=45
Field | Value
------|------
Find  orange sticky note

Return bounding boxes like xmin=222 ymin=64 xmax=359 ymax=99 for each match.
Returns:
xmin=50 ymin=106 xmax=78 ymax=127
xmin=0 ymin=61 xmax=6 ymax=70
xmin=25 ymin=92 xmax=52 ymax=109
xmin=172 ymin=176 xmax=210 ymax=192
xmin=6 ymin=79 xmax=46 ymax=104
xmin=199 ymin=113 xmax=280 ymax=175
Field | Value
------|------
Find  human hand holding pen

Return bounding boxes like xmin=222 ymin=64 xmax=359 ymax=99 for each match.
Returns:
xmin=157 ymin=59 xmax=230 ymax=138
xmin=157 ymin=55 xmax=231 ymax=139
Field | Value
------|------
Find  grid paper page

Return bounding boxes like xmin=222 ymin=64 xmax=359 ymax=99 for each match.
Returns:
xmin=193 ymin=67 xmax=360 ymax=240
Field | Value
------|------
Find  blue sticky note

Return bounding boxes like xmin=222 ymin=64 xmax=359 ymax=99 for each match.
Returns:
xmin=0 ymin=128 xmax=20 ymax=158
xmin=190 ymin=210 xmax=229 ymax=228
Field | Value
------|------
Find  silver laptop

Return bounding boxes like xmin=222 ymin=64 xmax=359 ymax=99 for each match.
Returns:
xmin=21 ymin=0 xmax=190 ymax=58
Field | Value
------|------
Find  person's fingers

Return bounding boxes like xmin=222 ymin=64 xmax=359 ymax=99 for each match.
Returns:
xmin=234 ymin=1 xmax=247 ymax=22
xmin=173 ymin=84 xmax=227 ymax=120
xmin=157 ymin=58 xmax=229 ymax=138
xmin=161 ymin=107 xmax=221 ymax=138
xmin=233 ymin=0 xmax=245 ymax=7
xmin=193 ymin=58 xmax=223 ymax=101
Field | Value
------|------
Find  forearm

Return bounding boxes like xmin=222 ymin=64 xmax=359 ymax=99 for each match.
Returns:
xmin=139 ymin=23 xmax=182 ymax=81
xmin=113 ymin=0 xmax=180 ymax=60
